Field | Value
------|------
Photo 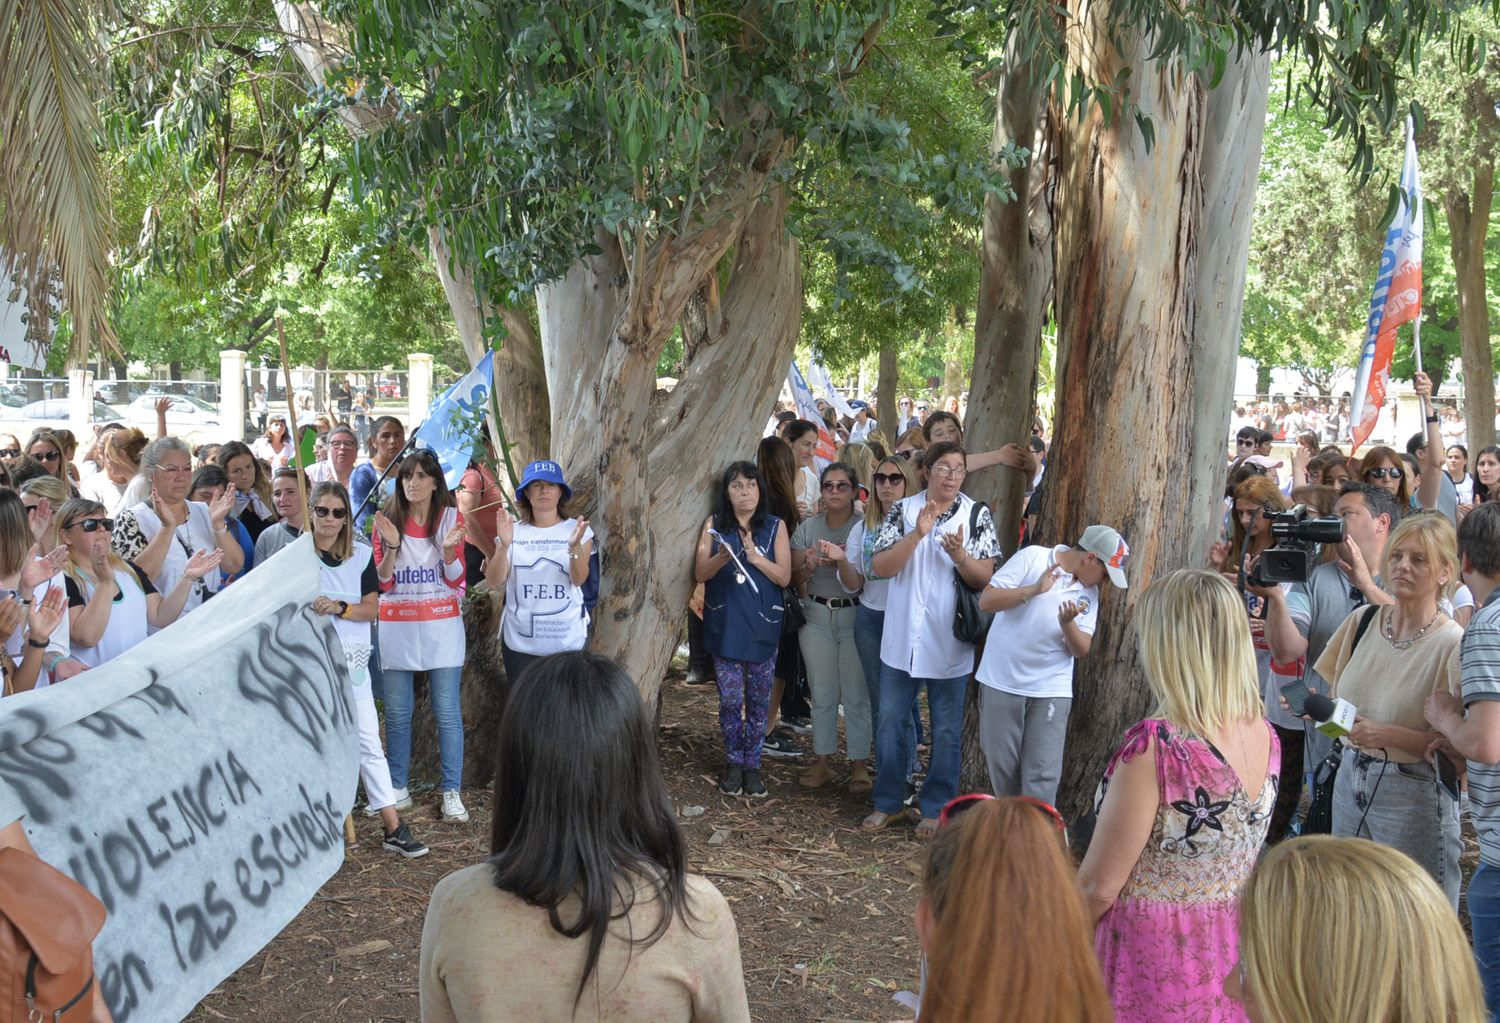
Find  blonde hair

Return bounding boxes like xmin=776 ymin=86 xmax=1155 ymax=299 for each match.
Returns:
xmin=835 ymin=442 xmax=874 ymax=489
xmin=1137 ymin=569 xmax=1262 ymax=737
xmin=1381 ymin=511 xmax=1459 ymax=601
xmin=1240 ymin=836 xmax=1485 ymax=1023
xmin=57 ymin=498 xmax=140 ymax=594
xmin=896 ymin=426 xmax=928 ymax=452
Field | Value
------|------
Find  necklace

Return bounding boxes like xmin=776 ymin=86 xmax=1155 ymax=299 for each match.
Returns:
xmin=1382 ymin=606 xmax=1442 ymax=650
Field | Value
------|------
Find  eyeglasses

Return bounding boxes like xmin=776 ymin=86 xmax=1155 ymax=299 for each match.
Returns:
xmin=1236 ymin=438 xmax=1256 ymax=447
xmin=313 ymin=506 xmax=348 ymax=519
xmin=0 ymin=449 xmax=18 ymax=458
xmin=930 ymin=464 xmax=967 ymax=479
xmin=65 ymin=517 xmax=113 ymax=533
xmin=873 ymin=472 xmax=905 ymax=486
xmin=1365 ymin=467 xmax=1405 ymax=480
xmin=937 ymin=793 xmax=1067 ymax=835
xmin=330 ymin=440 xmax=358 ymax=449
xmin=31 ymin=450 xmax=59 ymax=463
xmin=821 ymin=481 xmax=852 ymax=492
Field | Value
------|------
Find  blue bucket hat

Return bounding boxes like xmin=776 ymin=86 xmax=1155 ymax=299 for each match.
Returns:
xmin=518 ymin=459 xmax=571 ymax=501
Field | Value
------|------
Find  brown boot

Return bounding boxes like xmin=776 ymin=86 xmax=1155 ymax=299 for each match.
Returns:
xmin=799 ymin=758 xmax=835 ymax=789
xmin=847 ymin=760 xmax=872 ymax=794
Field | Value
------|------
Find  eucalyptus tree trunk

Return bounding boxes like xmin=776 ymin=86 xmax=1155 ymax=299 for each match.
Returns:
xmin=967 ymin=41 xmax=1056 ymax=559
xmin=539 ymin=184 xmax=802 ymax=705
xmin=1042 ymin=20 xmax=1269 ymax=819
xmin=1446 ymin=164 xmax=1497 ymax=451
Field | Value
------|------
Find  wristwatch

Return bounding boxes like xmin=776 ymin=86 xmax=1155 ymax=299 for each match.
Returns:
xmin=1425 ymin=414 xmax=1440 ymax=424
xmin=337 ymin=600 xmax=350 ymax=619
xmin=26 ymin=636 xmax=48 ymax=649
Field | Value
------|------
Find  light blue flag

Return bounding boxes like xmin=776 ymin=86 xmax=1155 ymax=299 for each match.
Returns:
xmin=413 ymin=350 xmax=495 ymax=488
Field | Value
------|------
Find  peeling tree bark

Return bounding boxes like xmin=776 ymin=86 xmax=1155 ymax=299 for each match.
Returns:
xmin=1039 ymin=11 xmax=1269 ymax=818
xmin=967 ymin=42 xmax=1057 ymax=558
xmin=1446 ymin=164 xmax=1496 ymax=452
xmin=541 ymin=187 xmax=802 ymax=704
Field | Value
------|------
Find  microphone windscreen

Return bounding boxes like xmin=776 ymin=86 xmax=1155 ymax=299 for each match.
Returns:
xmin=1304 ymin=693 xmax=1336 ymax=722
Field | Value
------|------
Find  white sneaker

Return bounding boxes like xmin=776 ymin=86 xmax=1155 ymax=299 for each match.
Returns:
xmin=367 ymin=786 xmax=413 ymax=816
xmin=441 ymin=790 xmax=469 ymax=823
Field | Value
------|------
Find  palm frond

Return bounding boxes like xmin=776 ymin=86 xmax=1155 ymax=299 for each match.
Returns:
xmin=0 ymin=0 xmax=118 ymax=364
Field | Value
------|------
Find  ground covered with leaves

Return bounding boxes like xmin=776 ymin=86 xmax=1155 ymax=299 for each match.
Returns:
xmin=189 ymin=669 xmax=927 ymax=1022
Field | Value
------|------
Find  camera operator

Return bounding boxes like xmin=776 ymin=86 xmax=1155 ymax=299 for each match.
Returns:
xmin=1257 ymin=483 xmax=1398 ymax=782
xmin=1213 ymin=476 xmax=1312 ymax=842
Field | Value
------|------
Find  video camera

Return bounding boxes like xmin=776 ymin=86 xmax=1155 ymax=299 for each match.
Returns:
xmin=1247 ymin=505 xmax=1346 ymax=585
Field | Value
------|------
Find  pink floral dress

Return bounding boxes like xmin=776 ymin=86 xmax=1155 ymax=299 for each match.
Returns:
xmin=1093 ymin=719 xmax=1279 ymax=1022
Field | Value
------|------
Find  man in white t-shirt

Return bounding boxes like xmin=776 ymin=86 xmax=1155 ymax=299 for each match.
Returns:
xmin=975 ymin=524 xmax=1129 ymax=804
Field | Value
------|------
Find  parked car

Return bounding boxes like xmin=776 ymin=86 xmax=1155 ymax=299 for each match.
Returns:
xmin=0 ymin=398 xmax=121 ymax=428
xmin=124 ymin=393 xmax=220 ymax=428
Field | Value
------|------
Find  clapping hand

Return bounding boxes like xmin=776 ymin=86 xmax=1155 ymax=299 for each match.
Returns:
xmin=1035 ymin=566 xmax=1061 ymax=596
xmin=915 ymin=500 xmax=940 ymax=538
xmin=495 ymin=505 xmax=515 ymax=548
xmin=183 ymin=548 xmax=225 ymax=580
xmin=26 ymin=497 xmax=50 ymax=542
xmin=25 ymin=587 xmax=65 ymax=647
xmin=372 ymin=511 xmax=400 ymax=548
xmin=939 ymin=525 xmax=967 ymax=562
xmin=1058 ymin=599 xmax=1084 ymax=625
xmin=567 ymin=518 xmax=590 ymax=560
xmin=21 ymin=543 xmax=67 ymax=590
xmin=817 ymin=539 xmax=846 ymax=564
xmin=0 ymin=598 xmax=24 ymax=646
xmin=151 ymin=487 xmax=182 ymax=529
xmin=442 ymin=525 xmax=465 ymax=563
xmin=208 ymin=484 xmax=237 ymax=531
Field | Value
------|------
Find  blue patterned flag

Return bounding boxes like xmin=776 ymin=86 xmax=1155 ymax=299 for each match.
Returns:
xmin=413 ymin=350 xmax=495 ymax=488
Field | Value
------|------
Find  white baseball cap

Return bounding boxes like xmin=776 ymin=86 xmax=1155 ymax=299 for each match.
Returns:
xmin=1078 ymin=525 xmax=1130 ymax=588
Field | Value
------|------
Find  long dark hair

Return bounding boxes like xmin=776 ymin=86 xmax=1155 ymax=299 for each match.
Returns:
xmin=489 ymin=651 xmax=691 ymax=1006
xmin=755 ymin=436 xmax=799 ymax=530
xmin=712 ymin=461 xmax=768 ymax=536
xmin=1476 ymin=445 xmax=1500 ymax=504
xmin=386 ymin=448 xmax=452 ymax=535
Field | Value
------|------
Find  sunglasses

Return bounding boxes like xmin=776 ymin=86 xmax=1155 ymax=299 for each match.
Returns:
xmin=916 ymin=405 xmax=930 ymax=411
xmin=937 ymin=793 xmax=1068 ymax=835
xmin=31 ymin=450 xmax=59 ymax=463
xmin=1236 ymin=438 xmax=1256 ymax=447
xmin=872 ymin=472 xmax=905 ymax=486
xmin=312 ymin=506 xmax=348 ymax=519
xmin=1365 ymin=467 xmax=1405 ymax=480
xmin=894 ymin=450 xmax=915 ymax=460
xmin=0 ymin=449 xmax=18 ymax=458
xmin=65 ymin=517 xmax=114 ymax=533
xmin=821 ymin=481 xmax=852 ymax=492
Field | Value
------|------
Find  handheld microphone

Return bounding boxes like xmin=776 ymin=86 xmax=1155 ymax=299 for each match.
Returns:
xmin=1305 ymin=693 xmax=1356 ymax=738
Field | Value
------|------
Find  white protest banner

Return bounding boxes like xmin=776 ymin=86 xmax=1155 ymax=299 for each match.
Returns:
xmin=808 ymin=360 xmax=854 ymax=420
xmin=0 ymin=535 xmax=357 ymax=1023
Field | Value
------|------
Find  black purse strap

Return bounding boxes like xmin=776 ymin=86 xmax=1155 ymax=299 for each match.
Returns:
xmin=1350 ymin=603 xmax=1380 ymax=654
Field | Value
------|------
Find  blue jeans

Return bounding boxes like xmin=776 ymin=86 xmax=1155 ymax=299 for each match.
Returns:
xmin=1470 ymin=861 xmax=1500 ymax=1021
xmin=854 ymin=607 xmax=920 ymax=779
xmin=381 ymin=665 xmax=464 ymax=792
xmin=873 ymin=664 xmax=966 ymax=819
xmin=367 ymin=635 xmax=385 ymax=705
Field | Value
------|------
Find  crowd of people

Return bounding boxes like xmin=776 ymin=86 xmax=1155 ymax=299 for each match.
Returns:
xmin=7 ymin=374 xmax=1500 ymax=1023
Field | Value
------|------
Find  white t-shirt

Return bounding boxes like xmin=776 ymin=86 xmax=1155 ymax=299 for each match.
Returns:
xmin=79 ymin=473 xmax=128 ymax=517
xmin=65 ymin=565 xmax=155 ymax=668
xmin=502 ymin=519 xmax=595 ymax=656
xmin=797 ymin=466 xmax=820 ymax=516
xmin=840 ymin=519 xmax=886 ymax=611
xmin=976 ymin=545 xmax=1099 ymax=699
xmin=2 ymin=572 xmax=71 ymax=687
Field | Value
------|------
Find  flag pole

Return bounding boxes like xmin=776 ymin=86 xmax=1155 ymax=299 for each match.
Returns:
xmin=276 ymin=318 xmax=312 ymax=529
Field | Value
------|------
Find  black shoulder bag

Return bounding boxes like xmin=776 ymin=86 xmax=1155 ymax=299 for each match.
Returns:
xmin=1303 ymin=604 xmax=1379 ymax=835
xmin=951 ymin=501 xmax=994 ymax=644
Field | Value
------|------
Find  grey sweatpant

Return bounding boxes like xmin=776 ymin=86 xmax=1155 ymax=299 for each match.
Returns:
xmin=979 ymin=687 xmax=1072 ymax=805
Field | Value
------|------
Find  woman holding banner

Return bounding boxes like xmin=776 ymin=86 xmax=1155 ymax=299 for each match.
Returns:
xmin=372 ymin=448 xmax=469 ymax=824
xmin=308 ymin=481 xmax=428 ymax=859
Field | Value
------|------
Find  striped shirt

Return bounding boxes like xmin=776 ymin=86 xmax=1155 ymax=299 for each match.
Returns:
xmin=1463 ymin=590 xmax=1500 ymax=866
